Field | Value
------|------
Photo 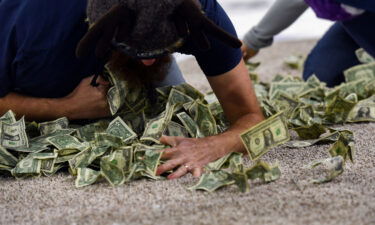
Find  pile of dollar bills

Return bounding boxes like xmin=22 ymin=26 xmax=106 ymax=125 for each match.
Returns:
xmin=0 ymin=48 xmax=374 ymax=192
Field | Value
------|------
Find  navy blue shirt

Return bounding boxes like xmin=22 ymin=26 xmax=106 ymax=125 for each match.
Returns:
xmin=0 ymin=0 xmax=241 ymax=98
xmin=179 ymin=0 xmax=242 ymax=76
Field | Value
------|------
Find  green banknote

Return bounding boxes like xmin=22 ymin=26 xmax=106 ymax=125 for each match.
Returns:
xmin=189 ymin=170 xmax=235 ymax=192
xmin=240 ymin=112 xmax=290 ymax=161
xmin=304 ymin=156 xmax=344 ymax=184
xmin=107 ymin=116 xmax=137 ymax=143
xmin=75 ymin=168 xmax=101 ymax=188
xmin=355 ymin=48 xmax=374 ymax=64
xmin=1 ymin=117 xmax=29 ymax=149
xmin=39 ymin=117 xmax=69 ymax=136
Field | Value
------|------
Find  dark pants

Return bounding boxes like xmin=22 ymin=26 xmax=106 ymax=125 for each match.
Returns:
xmin=303 ymin=12 xmax=375 ymax=87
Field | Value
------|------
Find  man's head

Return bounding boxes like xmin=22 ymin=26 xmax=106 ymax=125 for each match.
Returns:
xmin=76 ymin=0 xmax=242 ymax=60
xmin=77 ymin=0 xmax=242 ymax=87
xmin=86 ymin=0 xmax=185 ymax=58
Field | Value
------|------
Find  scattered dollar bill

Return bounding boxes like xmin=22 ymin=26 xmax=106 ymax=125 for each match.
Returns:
xmin=106 ymin=117 xmax=137 ymax=143
xmin=355 ymin=48 xmax=374 ymax=64
xmin=47 ymin=134 xmax=88 ymax=150
xmin=143 ymin=150 xmax=162 ymax=176
xmin=191 ymin=101 xmax=217 ymax=136
xmin=0 ymin=110 xmax=16 ymax=124
xmin=106 ymin=66 xmax=129 ymax=115
xmin=95 ymin=133 xmax=124 ymax=148
xmin=164 ymin=121 xmax=189 ymax=137
xmin=231 ymin=171 xmax=249 ymax=193
xmin=75 ymin=168 xmax=101 ymax=188
xmin=176 ymin=112 xmax=203 ymax=138
xmin=348 ymin=95 xmax=375 ymax=122
xmin=39 ymin=117 xmax=69 ymax=135
xmin=304 ymin=156 xmax=344 ymax=184
xmin=246 ymin=160 xmax=281 ymax=183
xmin=11 ymin=155 xmax=41 ymax=177
xmin=141 ymin=104 xmax=174 ymax=143
xmin=167 ymin=88 xmax=194 ymax=111
xmin=189 ymin=170 xmax=235 ymax=192
xmin=344 ymin=62 xmax=375 ymax=82
xmin=69 ymin=146 xmax=109 ymax=170
xmin=292 ymin=123 xmax=326 ymax=140
xmin=241 ymin=112 xmax=290 ymax=161
xmin=0 ymin=146 xmax=18 ymax=167
xmin=1 ymin=117 xmax=29 ymax=149
xmin=100 ymin=150 xmax=127 ymax=186
xmin=206 ymin=152 xmax=234 ymax=171
xmin=286 ymin=131 xmax=340 ymax=148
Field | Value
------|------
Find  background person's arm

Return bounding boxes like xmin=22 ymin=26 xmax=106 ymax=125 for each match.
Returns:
xmin=0 ymin=76 xmax=111 ymax=121
xmin=156 ymin=59 xmax=264 ymax=179
xmin=242 ymin=0 xmax=308 ymax=60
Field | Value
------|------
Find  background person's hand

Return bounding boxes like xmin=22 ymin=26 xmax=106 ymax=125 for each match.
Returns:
xmin=241 ymin=42 xmax=259 ymax=62
xmin=156 ymin=135 xmax=231 ymax=179
xmin=62 ymin=75 xmax=111 ymax=120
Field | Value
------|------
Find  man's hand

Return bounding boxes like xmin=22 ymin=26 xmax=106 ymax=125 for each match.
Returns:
xmin=62 ymin=75 xmax=111 ymax=120
xmin=157 ymin=130 xmax=249 ymax=179
xmin=0 ymin=75 xmax=111 ymax=121
xmin=156 ymin=59 xmax=264 ymax=179
xmin=156 ymin=135 xmax=230 ymax=179
xmin=241 ymin=42 xmax=259 ymax=62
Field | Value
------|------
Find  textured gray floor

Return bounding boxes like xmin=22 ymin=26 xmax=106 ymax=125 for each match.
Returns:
xmin=1 ymin=40 xmax=375 ymax=225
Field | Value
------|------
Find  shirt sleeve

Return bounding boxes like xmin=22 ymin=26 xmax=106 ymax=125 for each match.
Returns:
xmin=243 ymin=0 xmax=308 ymax=51
xmin=191 ymin=1 xmax=242 ymax=76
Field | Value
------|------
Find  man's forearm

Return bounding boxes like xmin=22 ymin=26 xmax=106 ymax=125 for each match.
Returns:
xmin=0 ymin=92 xmax=70 ymax=121
xmin=206 ymin=60 xmax=265 ymax=156
xmin=214 ymin=112 xmax=264 ymax=157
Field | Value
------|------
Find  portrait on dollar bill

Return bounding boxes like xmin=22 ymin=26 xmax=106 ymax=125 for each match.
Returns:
xmin=357 ymin=107 xmax=371 ymax=119
xmin=2 ymin=133 xmax=20 ymax=142
xmin=263 ymin=129 xmax=275 ymax=148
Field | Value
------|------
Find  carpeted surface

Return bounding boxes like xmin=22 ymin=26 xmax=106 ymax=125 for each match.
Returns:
xmin=1 ymin=40 xmax=375 ymax=225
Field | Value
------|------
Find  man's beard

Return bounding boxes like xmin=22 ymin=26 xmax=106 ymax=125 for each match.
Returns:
xmin=106 ymin=51 xmax=172 ymax=87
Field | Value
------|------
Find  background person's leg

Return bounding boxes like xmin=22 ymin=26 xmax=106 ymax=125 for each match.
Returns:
xmin=341 ymin=12 xmax=375 ymax=57
xmin=303 ymin=23 xmax=360 ymax=87
xmin=152 ymin=56 xmax=186 ymax=88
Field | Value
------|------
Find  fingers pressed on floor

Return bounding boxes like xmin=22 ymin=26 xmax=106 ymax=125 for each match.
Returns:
xmin=192 ymin=167 xmax=203 ymax=178
xmin=156 ymin=158 xmax=184 ymax=176
xmin=167 ymin=165 xmax=189 ymax=180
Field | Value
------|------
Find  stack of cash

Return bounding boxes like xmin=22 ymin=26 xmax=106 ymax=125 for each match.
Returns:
xmin=0 ymin=48 xmax=374 ymax=192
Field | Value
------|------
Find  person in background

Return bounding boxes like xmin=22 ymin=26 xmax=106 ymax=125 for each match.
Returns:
xmin=241 ymin=0 xmax=375 ymax=87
